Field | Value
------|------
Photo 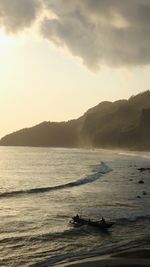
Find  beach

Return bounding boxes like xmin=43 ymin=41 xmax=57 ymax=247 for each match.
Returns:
xmin=57 ymin=248 xmax=150 ymax=267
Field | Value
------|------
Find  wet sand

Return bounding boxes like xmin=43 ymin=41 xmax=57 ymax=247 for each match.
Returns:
xmin=57 ymin=248 xmax=150 ymax=267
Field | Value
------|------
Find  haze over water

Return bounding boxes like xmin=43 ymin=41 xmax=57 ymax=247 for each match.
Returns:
xmin=0 ymin=147 xmax=150 ymax=267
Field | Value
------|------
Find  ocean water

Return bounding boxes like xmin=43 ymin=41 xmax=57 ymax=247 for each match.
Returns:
xmin=0 ymin=147 xmax=150 ymax=267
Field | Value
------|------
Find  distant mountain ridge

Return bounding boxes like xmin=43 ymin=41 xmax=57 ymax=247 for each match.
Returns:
xmin=1 ymin=91 xmax=150 ymax=150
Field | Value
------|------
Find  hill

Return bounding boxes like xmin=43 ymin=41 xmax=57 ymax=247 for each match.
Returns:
xmin=1 ymin=91 xmax=150 ymax=150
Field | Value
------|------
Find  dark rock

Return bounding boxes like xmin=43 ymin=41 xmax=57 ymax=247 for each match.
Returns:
xmin=138 ymin=180 xmax=144 ymax=184
xmin=138 ymin=167 xmax=150 ymax=171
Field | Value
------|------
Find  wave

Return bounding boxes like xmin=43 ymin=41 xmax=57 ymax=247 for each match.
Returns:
xmin=0 ymin=227 xmax=83 ymax=245
xmin=118 ymin=152 xmax=139 ymax=157
xmin=28 ymin=232 xmax=150 ymax=267
xmin=119 ymin=151 xmax=150 ymax=159
xmin=1 ymin=215 xmax=149 ymax=248
xmin=115 ymin=215 xmax=150 ymax=226
xmin=0 ymin=162 xmax=112 ymax=199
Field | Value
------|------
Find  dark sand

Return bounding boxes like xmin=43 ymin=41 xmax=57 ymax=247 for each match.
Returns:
xmin=56 ymin=248 xmax=150 ymax=267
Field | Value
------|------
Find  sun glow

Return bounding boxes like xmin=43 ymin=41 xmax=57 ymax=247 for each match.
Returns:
xmin=0 ymin=31 xmax=17 ymax=53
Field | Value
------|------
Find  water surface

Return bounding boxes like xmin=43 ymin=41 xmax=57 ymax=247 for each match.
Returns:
xmin=0 ymin=147 xmax=150 ymax=266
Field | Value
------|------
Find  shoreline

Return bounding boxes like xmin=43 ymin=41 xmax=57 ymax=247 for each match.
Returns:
xmin=56 ymin=248 xmax=150 ymax=267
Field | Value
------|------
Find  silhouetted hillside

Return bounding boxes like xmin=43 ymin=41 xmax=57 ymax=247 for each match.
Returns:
xmin=1 ymin=91 xmax=150 ymax=150
xmin=119 ymin=107 xmax=150 ymax=150
xmin=0 ymin=120 xmax=81 ymax=148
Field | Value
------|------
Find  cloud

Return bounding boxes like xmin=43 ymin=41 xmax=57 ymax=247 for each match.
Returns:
xmin=0 ymin=0 xmax=41 ymax=33
xmin=41 ymin=0 xmax=150 ymax=70
xmin=0 ymin=0 xmax=150 ymax=70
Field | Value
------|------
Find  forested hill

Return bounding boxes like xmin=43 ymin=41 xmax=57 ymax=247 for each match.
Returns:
xmin=1 ymin=91 xmax=150 ymax=150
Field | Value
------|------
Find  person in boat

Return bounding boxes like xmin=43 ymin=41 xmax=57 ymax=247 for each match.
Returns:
xmin=101 ymin=217 xmax=106 ymax=224
xmin=73 ymin=214 xmax=80 ymax=222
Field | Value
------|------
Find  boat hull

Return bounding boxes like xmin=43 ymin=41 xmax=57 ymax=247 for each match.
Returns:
xmin=70 ymin=218 xmax=114 ymax=230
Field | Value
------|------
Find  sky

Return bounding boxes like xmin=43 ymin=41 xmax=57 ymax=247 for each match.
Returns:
xmin=0 ymin=0 xmax=150 ymax=138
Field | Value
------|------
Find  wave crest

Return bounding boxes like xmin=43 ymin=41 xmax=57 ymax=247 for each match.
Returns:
xmin=0 ymin=162 xmax=112 ymax=199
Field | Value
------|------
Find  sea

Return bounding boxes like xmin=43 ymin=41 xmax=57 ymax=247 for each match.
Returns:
xmin=0 ymin=147 xmax=150 ymax=267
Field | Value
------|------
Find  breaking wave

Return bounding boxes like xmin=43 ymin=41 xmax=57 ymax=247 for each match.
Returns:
xmin=0 ymin=162 xmax=112 ymax=199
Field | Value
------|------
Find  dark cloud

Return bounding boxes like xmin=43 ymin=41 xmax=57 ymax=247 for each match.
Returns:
xmin=41 ymin=0 xmax=150 ymax=69
xmin=0 ymin=0 xmax=150 ymax=69
xmin=0 ymin=0 xmax=41 ymax=33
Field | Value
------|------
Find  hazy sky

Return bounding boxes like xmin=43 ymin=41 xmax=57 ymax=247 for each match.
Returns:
xmin=0 ymin=0 xmax=150 ymax=138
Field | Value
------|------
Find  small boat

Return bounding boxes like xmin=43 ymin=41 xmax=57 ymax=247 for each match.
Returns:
xmin=70 ymin=216 xmax=114 ymax=230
